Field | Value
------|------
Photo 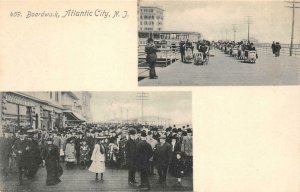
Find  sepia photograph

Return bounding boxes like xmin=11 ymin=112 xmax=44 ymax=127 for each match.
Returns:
xmin=0 ymin=91 xmax=193 ymax=191
xmin=138 ymin=0 xmax=300 ymax=86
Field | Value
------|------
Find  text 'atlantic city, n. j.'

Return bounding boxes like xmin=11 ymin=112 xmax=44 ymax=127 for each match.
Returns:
xmin=10 ymin=9 xmax=129 ymax=19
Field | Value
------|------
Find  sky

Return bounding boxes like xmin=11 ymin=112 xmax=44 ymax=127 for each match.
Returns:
xmin=90 ymin=92 xmax=192 ymax=125
xmin=140 ymin=0 xmax=300 ymax=44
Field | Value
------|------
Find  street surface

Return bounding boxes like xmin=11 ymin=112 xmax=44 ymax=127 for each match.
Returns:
xmin=139 ymin=50 xmax=300 ymax=86
xmin=0 ymin=164 xmax=193 ymax=192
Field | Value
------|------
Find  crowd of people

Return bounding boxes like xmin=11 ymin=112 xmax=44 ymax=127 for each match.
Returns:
xmin=0 ymin=123 xmax=193 ymax=190
xmin=216 ymin=40 xmax=258 ymax=59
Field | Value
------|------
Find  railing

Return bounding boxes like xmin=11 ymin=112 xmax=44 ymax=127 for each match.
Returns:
xmin=138 ymin=46 xmax=180 ymax=68
xmin=255 ymin=43 xmax=300 ymax=57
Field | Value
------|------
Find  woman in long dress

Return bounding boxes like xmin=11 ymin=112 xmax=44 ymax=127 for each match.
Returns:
xmin=41 ymin=138 xmax=62 ymax=186
xmin=88 ymin=137 xmax=106 ymax=181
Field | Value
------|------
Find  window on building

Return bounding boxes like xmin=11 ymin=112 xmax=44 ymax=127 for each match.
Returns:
xmin=55 ymin=92 xmax=59 ymax=102
xmin=3 ymin=102 xmax=32 ymax=132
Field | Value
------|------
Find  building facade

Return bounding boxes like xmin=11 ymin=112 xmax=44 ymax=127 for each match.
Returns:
xmin=138 ymin=6 xmax=164 ymax=31
xmin=0 ymin=91 xmax=92 ymax=136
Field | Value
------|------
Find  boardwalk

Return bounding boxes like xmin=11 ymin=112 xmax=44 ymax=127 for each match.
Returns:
xmin=0 ymin=165 xmax=193 ymax=192
xmin=139 ymin=50 xmax=300 ymax=86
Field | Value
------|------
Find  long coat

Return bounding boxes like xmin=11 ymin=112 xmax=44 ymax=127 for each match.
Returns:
xmin=125 ymin=138 xmax=136 ymax=166
xmin=154 ymin=142 xmax=172 ymax=168
xmin=136 ymin=140 xmax=153 ymax=171
xmin=42 ymin=144 xmax=62 ymax=185
xmin=13 ymin=138 xmax=31 ymax=168
xmin=181 ymin=136 xmax=192 ymax=157
xmin=172 ymin=158 xmax=185 ymax=178
xmin=145 ymin=43 xmax=158 ymax=64
xmin=27 ymin=139 xmax=42 ymax=178
xmin=88 ymin=144 xmax=105 ymax=173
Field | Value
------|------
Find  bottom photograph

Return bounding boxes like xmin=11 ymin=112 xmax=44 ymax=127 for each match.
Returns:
xmin=0 ymin=91 xmax=193 ymax=191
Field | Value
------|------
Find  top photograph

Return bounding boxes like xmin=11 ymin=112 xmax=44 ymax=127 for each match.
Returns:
xmin=137 ymin=0 xmax=300 ymax=86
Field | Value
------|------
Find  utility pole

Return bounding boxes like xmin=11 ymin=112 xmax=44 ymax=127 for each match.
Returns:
xmin=245 ymin=16 xmax=253 ymax=42
xmin=136 ymin=92 xmax=149 ymax=124
xmin=285 ymin=0 xmax=300 ymax=56
xmin=232 ymin=24 xmax=236 ymax=42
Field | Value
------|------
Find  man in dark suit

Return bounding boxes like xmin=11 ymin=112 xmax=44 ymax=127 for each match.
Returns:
xmin=154 ymin=134 xmax=172 ymax=185
xmin=126 ymin=129 xmax=137 ymax=185
xmin=169 ymin=136 xmax=182 ymax=176
xmin=136 ymin=131 xmax=153 ymax=190
xmin=165 ymin=127 xmax=172 ymax=144
xmin=12 ymin=130 xmax=31 ymax=185
xmin=152 ymin=127 xmax=160 ymax=142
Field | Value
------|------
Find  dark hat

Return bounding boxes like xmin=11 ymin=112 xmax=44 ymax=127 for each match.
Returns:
xmin=128 ymin=129 xmax=136 ymax=135
xmin=166 ymin=127 xmax=171 ymax=132
xmin=186 ymin=128 xmax=192 ymax=133
xmin=178 ymin=128 xmax=182 ymax=132
xmin=182 ymin=131 xmax=187 ymax=136
xmin=141 ymin=131 xmax=147 ymax=137
xmin=147 ymin=131 xmax=152 ymax=136
xmin=172 ymin=128 xmax=178 ymax=133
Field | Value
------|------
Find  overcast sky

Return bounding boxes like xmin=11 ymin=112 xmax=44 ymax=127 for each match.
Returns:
xmin=90 ymin=92 xmax=192 ymax=124
xmin=140 ymin=0 xmax=300 ymax=44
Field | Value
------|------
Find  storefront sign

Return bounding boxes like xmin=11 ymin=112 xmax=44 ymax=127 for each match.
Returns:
xmin=4 ymin=93 xmax=35 ymax=107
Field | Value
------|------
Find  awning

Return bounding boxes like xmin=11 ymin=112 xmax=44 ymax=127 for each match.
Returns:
xmin=63 ymin=111 xmax=86 ymax=122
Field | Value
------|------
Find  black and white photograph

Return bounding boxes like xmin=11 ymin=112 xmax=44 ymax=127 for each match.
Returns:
xmin=138 ymin=0 xmax=300 ymax=86
xmin=0 ymin=91 xmax=193 ymax=191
